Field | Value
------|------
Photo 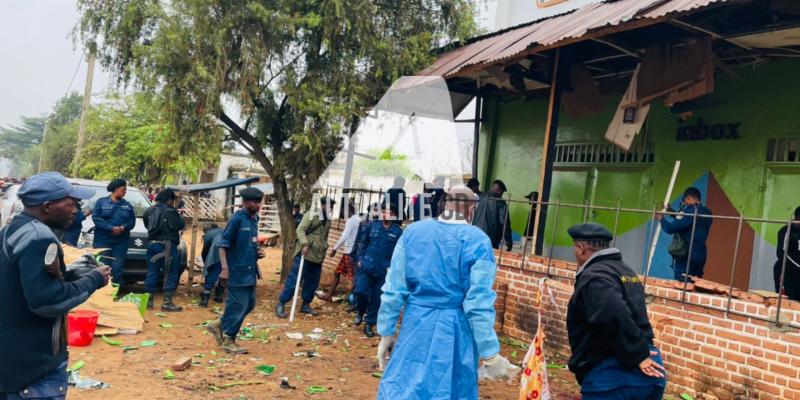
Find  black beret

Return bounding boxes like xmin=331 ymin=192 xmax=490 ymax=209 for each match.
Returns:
xmin=155 ymin=188 xmax=176 ymax=203
xmin=106 ymin=179 xmax=127 ymax=192
xmin=567 ymin=222 xmax=613 ymax=242
xmin=319 ymin=196 xmax=336 ymax=206
xmin=240 ymin=187 xmax=264 ymax=201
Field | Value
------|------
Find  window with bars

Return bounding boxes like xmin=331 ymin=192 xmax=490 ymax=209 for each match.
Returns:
xmin=766 ymin=138 xmax=800 ymax=163
xmin=553 ymin=141 xmax=655 ymax=165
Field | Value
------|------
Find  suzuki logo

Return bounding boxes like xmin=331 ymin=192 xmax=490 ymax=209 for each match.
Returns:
xmin=133 ymin=239 xmax=144 ymax=247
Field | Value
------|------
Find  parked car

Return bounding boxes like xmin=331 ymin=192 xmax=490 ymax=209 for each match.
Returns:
xmin=2 ymin=178 xmax=187 ymax=284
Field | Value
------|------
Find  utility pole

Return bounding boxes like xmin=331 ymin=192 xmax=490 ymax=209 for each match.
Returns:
xmin=37 ymin=120 xmax=49 ymax=173
xmin=73 ymin=42 xmax=96 ymax=177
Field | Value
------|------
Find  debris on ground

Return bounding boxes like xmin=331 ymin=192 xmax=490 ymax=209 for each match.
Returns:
xmin=172 ymin=357 xmax=192 ymax=372
xmin=140 ymin=340 xmax=157 ymax=347
xmin=255 ymin=365 xmax=276 ymax=376
xmin=76 ymin=285 xmax=144 ymax=335
xmin=163 ymin=369 xmax=176 ymax=380
xmin=101 ymin=336 xmax=122 ymax=346
xmin=68 ymin=360 xmax=85 ymax=372
xmin=220 ymin=381 xmax=263 ymax=388
xmin=307 ymin=385 xmax=329 ymax=394
xmin=372 ymin=372 xmax=383 ymax=379
xmin=68 ymin=371 xmax=110 ymax=389
xmin=285 ymin=332 xmax=304 ymax=340
xmin=280 ymin=377 xmax=297 ymax=390
xmin=293 ymin=350 xmax=320 ymax=358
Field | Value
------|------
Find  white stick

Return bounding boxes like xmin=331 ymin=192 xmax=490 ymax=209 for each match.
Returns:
xmin=288 ymin=256 xmax=306 ymax=323
xmin=645 ymin=161 xmax=681 ymax=278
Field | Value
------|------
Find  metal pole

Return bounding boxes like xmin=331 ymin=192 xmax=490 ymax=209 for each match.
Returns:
xmin=583 ymin=200 xmax=590 ymax=223
xmin=472 ymin=96 xmax=482 ymax=179
xmin=38 ymin=121 xmax=49 ymax=173
xmin=725 ymin=215 xmax=744 ymax=316
xmin=612 ymin=199 xmax=622 ymax=248
xmin=187 ymin=193 xmax=200 ymax=294
xmin=546 ymin=198 xmax=561 ymax=278
xmin=642 ymin=208 xmax=658 ymax=292
xmin=72 ymin=42 xmax=96 ymax=177
xmin=680 ymin=208 xmax=699 ymax=304
xmin=775 ymin=218 xmax=793 ymax=326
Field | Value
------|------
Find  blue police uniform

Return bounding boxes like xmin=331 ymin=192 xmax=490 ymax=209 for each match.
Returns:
xmin=355 ymin=220 xmax=402 ymax=326
xmin=218 ymin=209 xmax=260 ymax=337
xmin=0 ymin=172 xmax=101 ymax=399
xmin=92 ymin=196 xmax=136 ymax=284
xmin=61 ymin=210 xmax=86 ymax=247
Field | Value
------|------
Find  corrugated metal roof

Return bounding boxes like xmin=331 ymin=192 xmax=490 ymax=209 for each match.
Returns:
xmin=417 ymin=0 xmax=729 ymax=81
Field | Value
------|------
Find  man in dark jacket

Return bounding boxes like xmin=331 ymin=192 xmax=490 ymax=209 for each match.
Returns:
xmin=656 ymin=187 xmax=713 ymax=281
xmin=143 ymin=189 xmax=186 ymax=311
xmin=471 ymin=180 xmax=513 ymax=250
xmin=200 ymin=223 xmax=225 ymax=307
xmin=0 ymin=172 xmax=110 ymax=398
xmin=775 ymin=206 xmax=800 ymax=300
xmin=566 ymin=222 xmax=666 ymax=400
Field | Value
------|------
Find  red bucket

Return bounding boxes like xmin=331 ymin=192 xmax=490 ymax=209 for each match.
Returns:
xmin=67 ymin=310 xmax=99 ymax=346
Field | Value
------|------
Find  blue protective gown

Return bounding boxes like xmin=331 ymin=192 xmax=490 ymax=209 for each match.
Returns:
xmin=377 ymin=219 xmax=499 ymax=400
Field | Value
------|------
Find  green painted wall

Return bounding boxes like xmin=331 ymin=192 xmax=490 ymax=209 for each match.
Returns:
xmin=478 ymin=59 xmax=800 ymax=245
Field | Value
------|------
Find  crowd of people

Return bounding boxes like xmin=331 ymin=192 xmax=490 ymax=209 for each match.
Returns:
xmin=4 ymin=170 xmax=800 ymax=400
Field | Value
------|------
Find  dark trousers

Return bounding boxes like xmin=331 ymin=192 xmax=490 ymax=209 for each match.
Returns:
xmin=672 ymin=260 xmax=704 ymax=282
xmin=582 ymin=386 xmax=665 ymax=400
xmin=354 ymin=272 xmax=385 ymax=325
xmin=774 ymin=261 xmax=800 ymax=300
xmin=278 ymin=255 xmax=322 ymax=304
xmin=204 ymin=262 xmax=222 ymax=292
xmin=0 ymin=360 xmax=67 ymax=400
xmin=221 ymin=285 xmax=256 ymax=337
xmin=145 ymin=242 xmax=180 ymax=293
xmin=97 ymin=241 xmax=128 ymax=284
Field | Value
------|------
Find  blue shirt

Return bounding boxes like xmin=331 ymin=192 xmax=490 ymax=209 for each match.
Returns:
xmin=356 ymin=220 xmax=403 ymax=278
xmin=219 ymin=210 xmax=259 ymax=287
xmin=659 ymin=204 xmax=712 ymax=265
xmin=92 ymin=197 xmax=136 ymax=245
xmin=62 ymin=210 xmax=86 ymax=247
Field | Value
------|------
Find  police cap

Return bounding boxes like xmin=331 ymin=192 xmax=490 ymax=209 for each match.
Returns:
xmin=567 ymin=222 xmax=613 ymax=242
xmin=18 ymin=172 xmax=95 ymax=206
xmin=106 ymin=179 xmax=127 ymax=192
xmin=240 ymin=187 xmax=264 ymax=201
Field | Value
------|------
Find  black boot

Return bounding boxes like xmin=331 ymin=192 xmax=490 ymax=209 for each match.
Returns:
xmin=213 ymin=286 xmax=225 ymax=303
xmin=275 ymin=302 xmax=287 ymax=319
xmin=354 ymin=312 xmax=364 ymax=326
xmin=146 ymin=295 xmax=154 ymax=310
xmin=161 ymin=292 xmax=183 ymax=312
xmin=199 ymin=290 xmax=210 ymax=308
xmin=364 ymin=324 xmax=375 ymax=338
xmin=300 ymin=303 xmax=319 ymax=316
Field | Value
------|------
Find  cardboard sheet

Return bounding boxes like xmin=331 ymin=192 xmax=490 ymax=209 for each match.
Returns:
xmin=76 ymin=285 xmax=144 ymax=335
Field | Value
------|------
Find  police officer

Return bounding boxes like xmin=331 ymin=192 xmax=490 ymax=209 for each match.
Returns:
xmin=143 ymin=189 xmax=186 ymax=311
xmin=0 ymin=172 xmax=110 ymax=399
xmin=775 ymin=206 xmax=800 ymax=300
xmin=60 ymin=206 xmax=91 ymax=247
xmin=92 ymin=179 xmax=136 ymax=284
xmin=566 ymin=222 xmax=666 ymax=400
xmin=205 ymin=188 xmax=265 ymax=354
xmin=354 ymin=203 xmax=403 ymax=337
xmin=275 ymin=197 xmax=334 ymax=318
xmin=199 ymin=223 xmax=225 ymax=307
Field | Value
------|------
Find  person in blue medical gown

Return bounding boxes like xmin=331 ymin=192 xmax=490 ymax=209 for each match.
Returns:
xmin=376 ymin=186 xmax=519 ymax=400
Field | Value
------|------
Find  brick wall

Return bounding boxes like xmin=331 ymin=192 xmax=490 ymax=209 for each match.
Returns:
xmin=321 ymin=223 xmax=800 ymax=399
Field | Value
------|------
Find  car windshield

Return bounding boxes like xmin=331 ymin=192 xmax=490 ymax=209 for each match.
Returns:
xmin=81 ymin=186 xmax=151 ymax=217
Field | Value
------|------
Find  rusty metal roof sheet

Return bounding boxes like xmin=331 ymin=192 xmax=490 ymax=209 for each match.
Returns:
xmin=417 ymin=0 xmax=729 ymax=81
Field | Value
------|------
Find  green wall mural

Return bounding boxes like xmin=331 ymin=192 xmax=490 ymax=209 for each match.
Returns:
xmin=477 ymin=59 xmax=800 ymax=288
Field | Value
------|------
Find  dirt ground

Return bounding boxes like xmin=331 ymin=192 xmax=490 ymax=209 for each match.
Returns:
xmin=67 ymin=243 xmax=581 ymax=399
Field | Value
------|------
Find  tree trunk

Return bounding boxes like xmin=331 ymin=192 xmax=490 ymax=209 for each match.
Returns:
xmin=272 ymin=172 xmax=296 ymax=281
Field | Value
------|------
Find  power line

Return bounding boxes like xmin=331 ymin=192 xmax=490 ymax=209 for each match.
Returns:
xmin=64 ymin=53 xmax=84 ymax=98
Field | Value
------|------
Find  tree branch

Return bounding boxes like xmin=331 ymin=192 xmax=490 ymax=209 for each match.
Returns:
xmin=219 ymin=112 xmax=274 ymax=177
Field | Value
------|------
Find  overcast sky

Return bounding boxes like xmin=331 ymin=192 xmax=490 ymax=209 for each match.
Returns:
xmin=0 ymin=1 xmax=111 ymax=128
